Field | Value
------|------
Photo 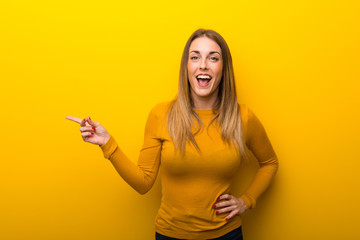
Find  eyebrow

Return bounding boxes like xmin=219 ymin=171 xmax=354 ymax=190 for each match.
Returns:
xmin=190 ymin=50 xmax=221 ymax=55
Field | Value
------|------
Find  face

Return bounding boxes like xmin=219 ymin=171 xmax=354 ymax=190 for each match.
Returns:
xmin=187 ymin=36 xmax=223 ymax=105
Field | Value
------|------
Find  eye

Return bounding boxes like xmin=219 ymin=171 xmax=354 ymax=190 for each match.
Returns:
xmin=190 ymin=56 xmax=199 ymax=60
xmin=210 ymin=57 xmax=219 ymax=61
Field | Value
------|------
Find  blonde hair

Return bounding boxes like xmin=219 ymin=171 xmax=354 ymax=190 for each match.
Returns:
xmin=167 ymin=28 xmax=246 ymax=158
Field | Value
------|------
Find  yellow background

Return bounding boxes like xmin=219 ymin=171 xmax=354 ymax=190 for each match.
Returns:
xmin=1 ymin=0 xmax=359 ymax=239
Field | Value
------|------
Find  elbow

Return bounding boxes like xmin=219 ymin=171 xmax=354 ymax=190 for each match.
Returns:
xmin=274 ymin=156 xmax=279 ymax=170
xmin=272 ymin=157 xmax=279 ymax=176
xmin=259 ymin=156 xmax=279 ymax=172
xmin=271 ymin=157 xmax=279 ymax=172
xmin=129 ymin=175 xmax=156 ymax=195
xmin=271 ymin=156 xmax=279 ymax=168
xmin=136 ymin=187 xmax=151 ymax=195
xmin=134 ymin=184 xmax=152 ymax=195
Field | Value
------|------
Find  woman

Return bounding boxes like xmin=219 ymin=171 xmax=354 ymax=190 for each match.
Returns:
xmin=66 ymin=29 xmax=279 ymax=240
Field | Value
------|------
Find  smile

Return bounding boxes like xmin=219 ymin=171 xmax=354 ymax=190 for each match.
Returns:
xmin=196 ymin=74 xmax=212 ymax=87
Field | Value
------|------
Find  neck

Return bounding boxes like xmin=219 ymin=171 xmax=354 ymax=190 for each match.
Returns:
xmin=191 ymin=91 xmax=219 ymax=110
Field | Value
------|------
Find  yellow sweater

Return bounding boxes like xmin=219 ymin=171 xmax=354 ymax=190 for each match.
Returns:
xmin=99 ymin=102 xmax=278 ymax=239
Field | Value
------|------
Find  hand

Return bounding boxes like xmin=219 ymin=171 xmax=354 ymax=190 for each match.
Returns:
xmin=213 ymin=194 xmax=248 ymax=221
xmin=65 ymin=116 xmax=111 ymax=146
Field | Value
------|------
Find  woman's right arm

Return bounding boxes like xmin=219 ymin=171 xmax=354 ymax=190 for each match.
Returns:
xmin=99 ymin=111 xmax=162 ymax=194
xmin=100 ymin=106 xmax=163 ymax=194
xmin=66 ymin=105 xmax=163 ymax=195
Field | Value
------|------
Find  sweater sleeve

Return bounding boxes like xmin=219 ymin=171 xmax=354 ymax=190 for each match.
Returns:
xmin=240 ymin=107 xmax=279 ymax=209
xmin=98 ymin=105 xmax=163 ymax=194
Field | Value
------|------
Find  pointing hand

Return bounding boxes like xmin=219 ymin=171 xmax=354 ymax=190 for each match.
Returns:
xmin=65 ymin=116 xmax=111 ymax=146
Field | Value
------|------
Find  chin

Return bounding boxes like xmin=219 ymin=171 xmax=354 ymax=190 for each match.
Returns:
xmin=195 ymin=89 xmax=213 ymax=98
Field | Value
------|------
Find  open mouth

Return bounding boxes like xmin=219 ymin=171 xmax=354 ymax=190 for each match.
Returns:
xmin=196 ymin=74 xmax=212 ymax=87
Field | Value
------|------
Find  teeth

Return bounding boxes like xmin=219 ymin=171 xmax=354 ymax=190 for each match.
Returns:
xmin=196 ymin=75 xmax=211 ymax=80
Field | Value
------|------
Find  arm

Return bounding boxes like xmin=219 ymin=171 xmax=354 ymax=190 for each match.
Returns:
xmin=240 ymin=107 xmax=279 ymax=209
xmin=99 ymin=106 xmax=163 ymax=194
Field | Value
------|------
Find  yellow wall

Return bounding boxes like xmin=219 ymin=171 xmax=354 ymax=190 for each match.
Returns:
xmin=1 ymin=0 xmax=359 ymax=239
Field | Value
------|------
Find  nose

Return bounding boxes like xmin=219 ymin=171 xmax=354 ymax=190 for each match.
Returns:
xmin=200 ymin=58 xmax=208 ymax=70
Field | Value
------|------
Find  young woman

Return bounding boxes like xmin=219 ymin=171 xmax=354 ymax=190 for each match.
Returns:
xmin=66 ymin=29 xmax=279 ymax=240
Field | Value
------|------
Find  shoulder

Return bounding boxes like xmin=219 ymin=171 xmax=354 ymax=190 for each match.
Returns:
xmin=238 ymin=103 xmax=250 ymax=125
xmin=238 ymin=103 xmax=257 ymax=123
xmin=148 ymin=101 xmax=173 ymax=117
xmin=151 ymin=101 xmax=173 ymax=113
xmin=238 ymin=104 xmax=259 ymax=144
xmin=146 ymin=101 xmax=173 ymax=125
xmin=238 ymin=103 xmax=248 ymax=135
xmin=238 ymin=103 xmax=248 ymax=116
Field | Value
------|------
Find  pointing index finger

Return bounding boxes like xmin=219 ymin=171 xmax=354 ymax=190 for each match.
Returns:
xmin=65 ymin=116 xmax=85 ymax=126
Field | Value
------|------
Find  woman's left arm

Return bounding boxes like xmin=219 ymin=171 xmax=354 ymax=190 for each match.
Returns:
xmin=239 ymin=107 xmax=279 ymax=210
xmin=214 ymin=107 xmax=279 ymax=219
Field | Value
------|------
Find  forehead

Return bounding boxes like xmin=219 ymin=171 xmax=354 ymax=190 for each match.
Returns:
xmin=189 ymin=36 xmax=221 ymax=54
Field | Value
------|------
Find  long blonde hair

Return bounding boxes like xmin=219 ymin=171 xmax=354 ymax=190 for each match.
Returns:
xmin=167 ymin=28 xmax=246 ymax=158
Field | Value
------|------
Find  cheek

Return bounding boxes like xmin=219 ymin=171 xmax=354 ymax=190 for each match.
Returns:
xmin=215 ymin=65 xmax=223 ymax=79
xmin=187 ymin=63 xmax=195 ymax=76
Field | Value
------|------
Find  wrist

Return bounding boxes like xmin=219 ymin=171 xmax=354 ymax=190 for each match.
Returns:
xmin=101 ymin=135 xmax=111 ymax=146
